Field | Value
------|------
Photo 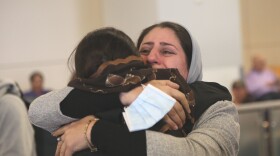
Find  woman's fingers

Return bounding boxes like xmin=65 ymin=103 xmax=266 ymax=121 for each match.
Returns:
xmin=64 ymin=148 xmax=73 ymax=156
xmin=53 ymin=115 xmax=96 ymax=156
xmin=163 ymin=102 xmax=186 ymax=130
xmin=172 ymin=102 xmax=186 ymax=124
xmin=52 ymin=124 xmax=70 ymax=137
xmin=151 ymin=82 xmax=191 ymax=115
xmin=60 ymin=141 xmax=66 ymax=156
xmin=168 ymin=89 xmax=191 ymax=115
xmin=159 ymin=124 xmax=170 ymax=132
xmin=148 ymin=80 xmax=179 ymax=89
xmin=147 ymin=80 xmax=191 ymax=129
xmin=165 ymin=80 xmax=180 ymax=89
xmin=63 ymin=140 xmax=74 ymax=156
xmin=55 ymin=141 xmax=63 ymax=156
xmin=163 ymin=115 xmax=178 ymax=130
xmin=58 ymin=136 xmax=74 ymax=156
xmin=56 ymin=115 xmax=96 ymax=155
xmin=120 ymin=80 xmax=180 ymax=106
xmin=52 ymin=115 xmax=93 ymax=136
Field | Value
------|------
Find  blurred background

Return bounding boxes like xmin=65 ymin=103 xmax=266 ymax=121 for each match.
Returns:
xmin=0 ymin=0 xmax=280 ymax=156
xmin=1 ymin=0 xmax=279 ymax=91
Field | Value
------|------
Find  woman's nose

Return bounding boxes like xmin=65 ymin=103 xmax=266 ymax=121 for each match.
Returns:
xmin=146 ymin=49 xmax=159 ymax=65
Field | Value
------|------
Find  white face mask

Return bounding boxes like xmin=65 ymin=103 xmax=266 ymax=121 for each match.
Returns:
xmin=123 ymin=84 xmax=176 ymax=132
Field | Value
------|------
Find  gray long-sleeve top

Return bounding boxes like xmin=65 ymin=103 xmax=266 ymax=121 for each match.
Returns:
xmin=146 ymin=100 xmax=240 ymax=156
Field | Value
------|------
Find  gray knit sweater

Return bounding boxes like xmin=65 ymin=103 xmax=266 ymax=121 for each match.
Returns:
xmin=146 ymin=100 xmax=240 ymax=156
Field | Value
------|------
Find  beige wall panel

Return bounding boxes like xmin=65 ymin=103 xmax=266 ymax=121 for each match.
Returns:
xmin=77 ymin=0 xmax=103 ymax=35
xmin=240 ymin=0 xmax=280 ymax=72
xmin=0 ymin=0 xmax=103 ymax=90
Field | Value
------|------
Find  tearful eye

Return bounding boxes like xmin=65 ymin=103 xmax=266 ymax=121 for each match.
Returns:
xmin=160 ymin=50 xmax=175 ymax=56
xmin=139 ymin=49 xmax=150 ymax=55
xmin=163 ymin=51 xmax=172 ymax=54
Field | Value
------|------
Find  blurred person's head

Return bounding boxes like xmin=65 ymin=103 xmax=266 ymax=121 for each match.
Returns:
xmin=252 ymin=54 xmax=266 ymax=72
xmin=231 ymin=80 xmax=249 ymax=105
xmin=29 ymin=71 xmax=44 ymax=93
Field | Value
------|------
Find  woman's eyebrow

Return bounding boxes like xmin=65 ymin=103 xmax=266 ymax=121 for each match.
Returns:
xmin=141 ymin=42 xmax=154 ymax=46
xmin=160 ymin=42 xmax=178 ymax=50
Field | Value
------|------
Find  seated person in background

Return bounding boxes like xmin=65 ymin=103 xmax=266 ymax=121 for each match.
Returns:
xmin=231 ymin=79 xmax=253 ymax=105
xmin=245 ymin=54 xmax=280 ymax=101
xmin=23 ymin=71 xmax=51 ymax=105
xmin=0 ymin=79 xmax=36 ymax=156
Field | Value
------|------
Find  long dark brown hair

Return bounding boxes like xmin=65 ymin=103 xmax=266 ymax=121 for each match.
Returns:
xmin=68 ymin=27 xmax=139 ymax=79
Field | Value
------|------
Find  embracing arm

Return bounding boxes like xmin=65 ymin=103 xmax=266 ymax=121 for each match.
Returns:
xmin=87 ymin=101 xmax=239 ymax=156
xmin=146 ymin=101 xmax=240 ymax=156
xmin=28 ymin=87 xmax=78 ymax=132
xmin=28 ymin=86 xmax=123 ymax=133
